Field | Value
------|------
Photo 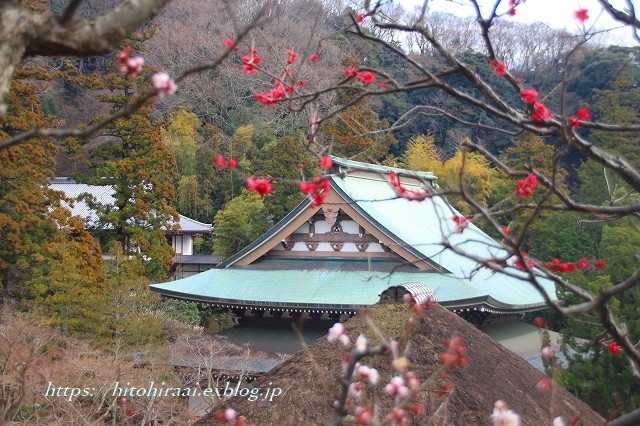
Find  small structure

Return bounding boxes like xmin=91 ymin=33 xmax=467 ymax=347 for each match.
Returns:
xmin=50 ymin=178 xmax=218 ymax=278
xmin=150 ymin=158 xmax=556 ymax=322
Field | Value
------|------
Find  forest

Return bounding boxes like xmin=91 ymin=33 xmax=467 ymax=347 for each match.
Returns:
xmin=1 ymin=0 xmax=639 ymax=424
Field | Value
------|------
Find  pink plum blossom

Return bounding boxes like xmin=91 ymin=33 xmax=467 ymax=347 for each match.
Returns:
xmin=152 ymin=72 xmax=177 ymax=97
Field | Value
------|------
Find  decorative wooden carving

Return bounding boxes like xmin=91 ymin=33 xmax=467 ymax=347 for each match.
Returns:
xmin=359 ymin=225 xmax=365 ymax=237
xmin=322 ymin=205 xmax=339 ymax=226
xmin=287 ymin=233 xmax=377 ymax=243
xmin=281 ymin=239 xmax=294 ymax=251
xmin=355 ymin=242 xmax=369 ymax=252
xmin=306 ymin=242 xmax=319 ymax=251
xmin=330 ymin=221 xmax=343 ymax=234
xmin=308 ymin=222 xmax=315 ymax=237
xmin=330 ymin=242 xmax=344 ymax=251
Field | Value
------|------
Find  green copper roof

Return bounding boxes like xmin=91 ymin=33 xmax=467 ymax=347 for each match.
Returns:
xmin=150 ymin=267 xmax=550 ymax=312
xmin=152 ymin=157 xmax=557 ymax=312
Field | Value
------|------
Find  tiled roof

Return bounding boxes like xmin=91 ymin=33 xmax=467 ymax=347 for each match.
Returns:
xmin=49 ymin=177 xmax=212 ymax=233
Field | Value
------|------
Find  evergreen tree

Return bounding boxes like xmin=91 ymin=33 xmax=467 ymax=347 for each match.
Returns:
xmin=81 ymin=45 xmax=179 ymax=280
xmin=85 ymin=103 xmax=178 ymax=279
xmin=254 ymin=134 xmax=317 ymax=221
xmin=0 ymin=76 xmax=68 ymax=294
xmin=576 ymin=71 xmax=640 ymax=206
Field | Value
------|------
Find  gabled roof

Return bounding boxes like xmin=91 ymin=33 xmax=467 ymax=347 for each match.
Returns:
xmin=151 ymin=158 xmax=556 ymax=313
xmin=49 ymin=177 xmax=212 ymax=234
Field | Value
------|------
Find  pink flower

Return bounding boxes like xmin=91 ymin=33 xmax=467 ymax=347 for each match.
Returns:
xmin=608 ymin=342 xmax=621 ymax=355
xmin=541 ymin=346 xmax=555 ymax=360
xmin=570 ymin=117 xmax=581 ymax=128
xmin=575 ymin=8 xmax=589 ymax=23
xmin=452 ymin=215 xmax=469 ymax=233
xmin=215 ymin=155 xmax=226 ymax=169
xmin=246 ymin=177 xmax=272 ymax=196
xmin=120 ymin=57 xmax=144 ymax=77
xmin=344 ymin=67 xmax=358 ymax=77
xmin=286 ymin=49 xmax=298 ymax=65
xmin=349 ymin=381 xmax=363 ymax=399
xmin=389 ymin=171 xmax=431 ymax=201
xmin=228 ymin=158 xmax=237 ymax=169
xmin=385 ymin=376 xmax=409 ymax=397
xmin=537 ymin=379 xmax=552 ymax=392
xmin=299 ymin=177 xmax=330 ymax=207
xmin=117 ymin=47 xmax=144 ymax=77
xmin=354 ymin=334 xmax=368 ymax=354
xmin=338 ymin=334 xmax=350 ymax=346
xmin=355 ymin=406 xmax=373 ymax=425
xmin=490 ymin=60 xmax=508 ymax=76
xmin=310 ymin=54 xmax=318 ymax=63
xmin=595 ymin=259 xmax=607 ymax=270
xmin=224 ymin=408 xmax=236 ymax=421
xmin=513 ymin=254 xmax=535 ymax=271
xmin=386 ymin=407 xmax=408 ymax=424
xmin=224 ymin=38 xmax=238 ymax=50
xmin=545 ymin=258 xmax=561 ymax=271
xmin=379 ymin=81 xmax=388 ymax=90
xmin=117 ymin=46 xmax=132 ymax=63
xmin=534 ymin=317 xmax=546 ymax=329
xmin=515 ymin=173 xmax=538 ymax=197
xmin=319 ymin=155 xmax=333 ymax=170
xmin=357 ymin=365 xmax=380 ymax=385
xmin=577 ymin=258 xmax=589 ymax=270
xmin=356 ymin=71 xmax=375 ymax=84
xmin=151 ymin=72 xmax=177 ymax=97
xmin=255 ymin=86 xmax=287 ymax=106
xmin=532 ymin=101 xmax=553 ymax=121
xmin=215 ymin=408 xmax=237 ymax=422
xmin=576 ymin=107 xmax=591 ymax=121
xmin=520 ymin=89 xmax=539 ymax=104
xmin=491 ymin=400 xmax=521 ymax=425
xmin=327 ymin=322 xmax=348 ymax=344
xmin=241 ymin=49 xmax=261 ymax=75
xmin=357 ymin=14 xmax=365 ymax=23
xmin=571 ymin=107 xmax=591 ymax=128
xmin=405 ymin=371 xmax=420 ymax=393
xmin=553 ymin=417 xmax=567 ymax=426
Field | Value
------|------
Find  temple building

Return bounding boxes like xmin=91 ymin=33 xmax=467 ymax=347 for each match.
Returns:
xmin=150 ymin=157 xmax=556 ymax=323
xmin=50 ymin=178 xmax=217 ymax=278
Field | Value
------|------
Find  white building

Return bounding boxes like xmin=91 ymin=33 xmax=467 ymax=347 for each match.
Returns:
xmin=50 ymin=177 xmax=219 ymax=278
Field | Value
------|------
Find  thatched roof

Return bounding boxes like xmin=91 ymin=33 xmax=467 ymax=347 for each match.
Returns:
xmin=199 ymin=303 xmax=603 ymax=425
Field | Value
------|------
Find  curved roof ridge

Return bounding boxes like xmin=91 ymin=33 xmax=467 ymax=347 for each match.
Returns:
xmin=330 ymin=156 xmax=437 ymax=180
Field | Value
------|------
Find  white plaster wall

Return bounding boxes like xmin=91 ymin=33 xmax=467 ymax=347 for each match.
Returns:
xmin=183 ymin=235 xmax=193 ymax=256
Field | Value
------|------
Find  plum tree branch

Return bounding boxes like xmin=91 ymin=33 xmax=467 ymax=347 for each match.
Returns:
xmin=0 ymin=2 xmax=270 ymax=151
xmin=0 ymin=0 xmax=172 ymax=116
